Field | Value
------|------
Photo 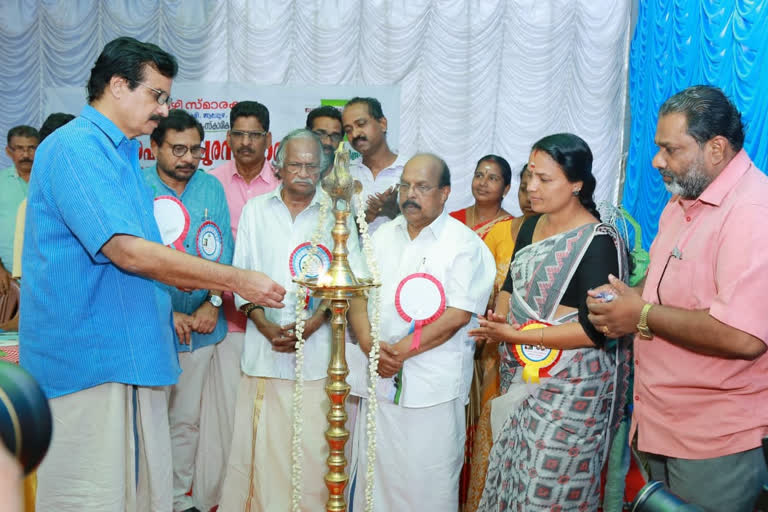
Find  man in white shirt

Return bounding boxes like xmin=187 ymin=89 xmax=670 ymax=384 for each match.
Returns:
xmin=342 ymin=97 xmax=407 ymax=233
xmin=346 ymin=153 xmax=495 ymax=511
xmin=219 ymin=129 xmax=365 ymax=511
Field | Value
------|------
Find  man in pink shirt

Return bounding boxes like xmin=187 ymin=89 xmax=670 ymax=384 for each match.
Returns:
xmin=197 ymin=100 xmax=279 ymax=511
xmin=587 ymin=85 xmax=768 ymax=511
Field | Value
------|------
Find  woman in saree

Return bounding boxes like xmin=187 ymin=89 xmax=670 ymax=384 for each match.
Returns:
xmin=450 ymin=155 xmax=514 ymax=239
xmin=455 ymin=154 xmax=514 ymax=508
xmin=470 ymin=133 xmax=630 ymax=511
xmin=464 ymin=164 xmax=533 ymax=511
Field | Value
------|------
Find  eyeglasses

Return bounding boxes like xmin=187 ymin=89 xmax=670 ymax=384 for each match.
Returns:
xmin=312 ymin=130 xmax=343 ymax=145
xmin=8 ymin=144 xmax=37 ymax=154
xmin=284 ymin=162 xmax=322 ymax=175
xmin=230 ymin=130 xmax=267 ymax=140
xmin=136 ymin=82 xmax=172 ymax=106
xmin=655 ymin=247 xmax=682 ymax=306
xmin=164 ymin=142 xmax=205 ymax=158
xmin=397 ymin=181 xmax=437 ymax=195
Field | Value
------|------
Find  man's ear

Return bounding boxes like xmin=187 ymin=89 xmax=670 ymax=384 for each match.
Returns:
xmin=108 ymin=75 xmax=128 ymax=100
xmin=440 ymin=185 xmax=451 ymax=204
xmin=707 ymin=135 xmax=729 ymax=167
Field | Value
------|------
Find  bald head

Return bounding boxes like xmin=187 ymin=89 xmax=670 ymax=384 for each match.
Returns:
xmin=399 ymin=153 xmax=451 ymax=235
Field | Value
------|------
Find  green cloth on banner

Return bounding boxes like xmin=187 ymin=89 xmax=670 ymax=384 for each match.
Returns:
xmin=620 ymin=207 xmax=650 ymax=287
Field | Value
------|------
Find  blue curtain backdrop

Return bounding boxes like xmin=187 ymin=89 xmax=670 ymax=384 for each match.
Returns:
xmin=624 ymin=0 xmax=768 ymax=248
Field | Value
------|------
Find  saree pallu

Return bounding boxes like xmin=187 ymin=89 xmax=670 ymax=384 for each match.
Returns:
xmin=478 ymin=223 xmax=630 ymax=512
xmin=459 ymin=213 xmax=515 ymax=510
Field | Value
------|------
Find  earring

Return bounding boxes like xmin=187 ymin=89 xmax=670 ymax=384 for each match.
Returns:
xmin=572 ymin=189 xmax=581 ymax=196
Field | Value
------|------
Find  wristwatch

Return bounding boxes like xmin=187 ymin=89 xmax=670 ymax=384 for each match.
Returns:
xmin=207 ymin=294 xmax=223 ymax=308
xmin=636 ymin=303 xmax=654 ymax=340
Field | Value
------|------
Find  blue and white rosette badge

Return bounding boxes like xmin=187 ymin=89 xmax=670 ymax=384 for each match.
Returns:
xmin=289 ymin=242 xmax=332 ymax=309
xmin=196 ymin=220 xmax=223 ymax=262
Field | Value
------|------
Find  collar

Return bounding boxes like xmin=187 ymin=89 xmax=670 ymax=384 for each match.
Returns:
xmin=80 ymin=104 xmax=128 ymax=147
xmin=358 ymin=152 xmax=408 ymax=173
xmin=230 ymin=159 xmax=277 ymax=184
xmin=674 ymin=149 xmax=752 ymax=209
xmin=146 ymin=165 xmax=200 ymax=197
xmin=394 ymin=207 xmax=449 ymax=241
xmin=268 ymin=183 xmax=328 ymax=209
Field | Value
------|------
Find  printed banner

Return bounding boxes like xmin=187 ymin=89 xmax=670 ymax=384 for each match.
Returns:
xmin=45 ymin=83 xmax=400 ymax=170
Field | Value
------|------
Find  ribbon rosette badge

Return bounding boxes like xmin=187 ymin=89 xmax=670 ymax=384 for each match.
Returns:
xmin=513 ymin=320 xmax=561 ymax=383
xmin=395 ymin=273 xmax=446 ymax=351
xmin=196 ymin=220 xmax=223 ymax=262
xmin=289 ymin=242 xmax=332 ymax=309
xmin=153 ymin=195 xmax=190 ymax=251
xmin=289 ymin=242 xmax=332 ymax=279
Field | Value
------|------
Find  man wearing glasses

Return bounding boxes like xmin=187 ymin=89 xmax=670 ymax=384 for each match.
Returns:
xmin=143 ymin=109 xmax=233 ymax=512
xmin=587 ymin=85 xmax=768 ymax=512
xmin=203 ymin=99 xmax=279 ymax=510
xmin=305 ymin=105 xmax=344 ymax=175
xmin=0 ymin=125 xmax=38 ymax=294
xmin=219 ymin=129 xmax=365 ymax=510
xmin=20 ymin=37 xmax=285 ymax=511
xmin=345 ymin=154 xmax=495 ymax=512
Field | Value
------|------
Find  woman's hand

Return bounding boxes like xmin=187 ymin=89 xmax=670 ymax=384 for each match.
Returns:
xmin=469 ymin=309 xmax=521 ymax=343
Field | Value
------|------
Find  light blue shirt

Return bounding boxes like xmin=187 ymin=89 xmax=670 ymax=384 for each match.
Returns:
xmin=20 ymin=105 xmax=180 ymax=399
xmin=143 ymin=165 xmax=233 ymax=352
xmin=0 ymin=166 xmax=28 ymax=272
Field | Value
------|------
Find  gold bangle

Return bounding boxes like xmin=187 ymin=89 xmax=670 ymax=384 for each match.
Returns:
xmin=536 ymin=328 xmax=545 ymax=350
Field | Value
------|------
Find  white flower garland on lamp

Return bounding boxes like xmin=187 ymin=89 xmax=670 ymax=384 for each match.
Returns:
xmin=288 ymin=190 xmax=382 ymax=512
xmin=353 ymin=194 xmax=382 ymax=512
xmin=290 ymin=195 xmax=330 ymax=512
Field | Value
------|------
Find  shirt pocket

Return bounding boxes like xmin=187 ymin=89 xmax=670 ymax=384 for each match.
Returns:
xmin=656 ymin=258 xmax=712 ymax=309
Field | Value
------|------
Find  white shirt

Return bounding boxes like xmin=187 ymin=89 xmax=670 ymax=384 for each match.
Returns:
xmin=347 ymin=210 xmax=495 ymax=407
xmin=350 ymin=153 xmax=408 ymax=234
xmin=233 ymin=185 xmax=367 ymax=380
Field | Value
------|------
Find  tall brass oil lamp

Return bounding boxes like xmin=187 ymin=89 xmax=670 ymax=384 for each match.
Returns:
xmin=294 ymin=142 xmax=377 ymax=512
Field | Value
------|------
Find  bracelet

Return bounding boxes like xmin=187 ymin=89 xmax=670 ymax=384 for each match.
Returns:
xmin=535 ymin=328 xmax=545 ymax=350
xmin=240 ymin=303 xmax=263 ymax=319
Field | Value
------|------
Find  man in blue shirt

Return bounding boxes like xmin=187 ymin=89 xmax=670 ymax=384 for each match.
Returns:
xmin=143 ymin=109 xmax=233 ymax=512
xmin=20 ymin=37 xmax=285 ymax=512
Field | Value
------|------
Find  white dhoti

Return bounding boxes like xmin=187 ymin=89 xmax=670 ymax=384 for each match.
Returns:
xmin=349 ymin=397 xmax=465 ymax=512
xmin=167 ymin=344 xmax=215 ymax=511
xmin=218 ymin=375 xmax=329 ymax=512
xmin=36 ymin=382 xmax=173 ymax=512
xmin=194 ymin=331 xmax=243 ymax=511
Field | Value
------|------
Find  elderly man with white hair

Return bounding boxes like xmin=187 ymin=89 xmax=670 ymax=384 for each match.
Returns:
xmin=219 ymin=129 xmax=366 ymax=511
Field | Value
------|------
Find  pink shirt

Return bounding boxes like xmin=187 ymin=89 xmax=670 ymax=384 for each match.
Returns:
xmin=209 ymin=159 xmax=279 ymax=332
xmin=631 ymin=150 xmax=768 ymax=459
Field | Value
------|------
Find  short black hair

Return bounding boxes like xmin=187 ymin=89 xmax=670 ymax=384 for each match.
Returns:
xmin=659 ymin=85 xmax=745 ymax=153
xmin=306 ymin=105 xmax=342 ymax=130
xmin=39 ymin=113 xmax=75 ymax=141
xmin=87 ymin=37 xmax=178 ymax=103
xmin=150 ymin=109 xmax=204 ymax=146
xmin=439 ymin=159 xmax=451 ymax=188
xmin=476 ymin=154 xmax=512 ymax=187
xmin=230 ymin=101 xmax=270 ymax=131
xmin=7 ymin=125 xmax=39 ymax=145
xmin=344 ymin=97 xmax=385 ymax=120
